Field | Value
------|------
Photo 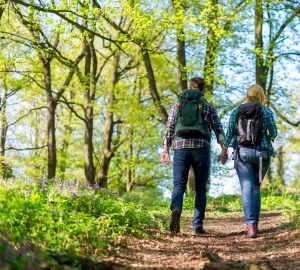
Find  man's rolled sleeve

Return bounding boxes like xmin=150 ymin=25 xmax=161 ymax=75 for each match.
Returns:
xmin=163 ymin=104 xmax=177 ymax=146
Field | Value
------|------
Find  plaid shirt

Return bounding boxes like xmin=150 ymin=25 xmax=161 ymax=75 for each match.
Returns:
xmin=163 ymin=101 xmax=225 ymax=149
xmin=223 ymin=105 xmax=278 ymax=156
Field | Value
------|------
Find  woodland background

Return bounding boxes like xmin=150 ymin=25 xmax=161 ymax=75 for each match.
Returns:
xmin=0 ymin=0 xmax=300 ymax=195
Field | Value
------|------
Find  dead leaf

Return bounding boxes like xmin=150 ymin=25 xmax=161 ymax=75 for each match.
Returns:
xmin=246 ymin=264 xmax=261 ymax=270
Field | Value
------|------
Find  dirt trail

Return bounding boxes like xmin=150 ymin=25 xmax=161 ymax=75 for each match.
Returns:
xmin=103 ymin=211 xmax=300 ymax=270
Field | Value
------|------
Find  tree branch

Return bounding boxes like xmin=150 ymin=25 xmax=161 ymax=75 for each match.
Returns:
xmin=11 ymin=0 xmax=122 ymax=44
xmin=53 ymin=49 xmax=86 ymax=102
xmin=267 ymin=7 xmax=300 ymax=57
xmin=8 ymin=106 xmax=47 ymax=127
xmin=219 ymin=97 xmax=246 ymax=119
xmin=0 ymin=145 xmax=47 ymax=153
xmin=20 ymin=74 xmax=46 ymax=90
xmin=59 ymin=95 xmax=87 ymax=123
xmin=269 ymin=103 xmax=300 ymax=127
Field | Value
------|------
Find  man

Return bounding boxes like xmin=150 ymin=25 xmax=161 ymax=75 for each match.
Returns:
xmin=161 ymin=77 xmax=226 ymax=235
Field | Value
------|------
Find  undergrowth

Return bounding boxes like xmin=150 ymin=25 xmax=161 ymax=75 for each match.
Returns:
xmin=0 ymin=177 xmax=300 ymax=269
xmin=0 ymin=177 xmax=165 ymax=259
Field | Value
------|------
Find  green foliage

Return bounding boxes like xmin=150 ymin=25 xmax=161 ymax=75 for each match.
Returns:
xmin=184 ymin=194 xmax=243 ymax=213
xmin=0 ymin=177 xmax=165 ymax=257
xmin=0 ymin=236 xmax=44 ymax=269
xmin=1 ymin=175 xmax=300 ymax=266
xmin=183 ymin=193 xmax=300 ymax=216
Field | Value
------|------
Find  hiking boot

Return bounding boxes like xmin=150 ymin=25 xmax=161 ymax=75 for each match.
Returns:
xmin=247 ymin=223 xmax=258 ymax=238
xmin=170 ymin=208 xmax=181 ymax=234
xmin=191 ymin=226 xmax=206 ymax=236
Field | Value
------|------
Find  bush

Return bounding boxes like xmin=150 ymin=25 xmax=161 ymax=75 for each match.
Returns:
xmin=0 ymin=235 xmax=43 ymax=270
xmin=0 ymin=177 xmax=164 ymax=257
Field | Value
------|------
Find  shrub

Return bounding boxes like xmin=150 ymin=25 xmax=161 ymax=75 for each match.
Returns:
xmin=0 ymin=177 xmax=164 ymax=257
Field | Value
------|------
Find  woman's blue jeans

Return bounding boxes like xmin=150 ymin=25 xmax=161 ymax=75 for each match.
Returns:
xmin=170 ymin=148 xmax=210 ymax=228
xmin=236 ymin=146 xmax=270 ymax=224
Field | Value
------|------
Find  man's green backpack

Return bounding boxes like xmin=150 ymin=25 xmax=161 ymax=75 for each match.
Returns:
xmin=174 ymin=89 xmax=210 ymax=141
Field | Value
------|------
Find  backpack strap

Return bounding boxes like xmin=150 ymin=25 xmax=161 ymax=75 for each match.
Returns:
xmin=233 ymin=142 xmax=238 ymax=169
xmin=259 ymin=145 xmax=263 ymax=183
xmin=259 ymin=134 xmax=271 ymax=183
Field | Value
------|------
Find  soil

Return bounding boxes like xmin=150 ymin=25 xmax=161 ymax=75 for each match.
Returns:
xmin=102 ymin=211 xmax=300 ymax=270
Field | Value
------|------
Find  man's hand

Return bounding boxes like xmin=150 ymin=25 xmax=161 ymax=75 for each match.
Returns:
xmin=218 ymin=154 xmax=228 ymax=165
xmin=161 ymin=152 xmax=170 ymax=166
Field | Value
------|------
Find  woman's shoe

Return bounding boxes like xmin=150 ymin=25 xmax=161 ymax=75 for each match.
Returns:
xmin=247 ymin=223 xmax=258 ymax=238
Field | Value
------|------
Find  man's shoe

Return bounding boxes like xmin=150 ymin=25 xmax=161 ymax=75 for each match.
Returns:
xmin=191 ymin=226 xmax=206 ymax=236
xmin=247 ymin=224 xmax=258 ymax=238
xmin=170 ymin=208 xmax=181 ymax=234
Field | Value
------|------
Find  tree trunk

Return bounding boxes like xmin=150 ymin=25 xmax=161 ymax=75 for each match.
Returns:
xmin=255 ymin=0 xmax=272 ymax=184
xmin=97 ymin=54 xmax=119 ymax=187
xmin=204 ymin=0 xmax=218 ymax=94
xmin=83 ymin=42 xmax=96 ymax=185
xmin=41 ymin=58 xmax=57 ymax=180
xmin=0 ymin=0 xmax=7 ymax=23
xmin=126 ymin=128 xmax=134 ymax=193
xmin=142 ymin=50 xmax=168 ymax=124
xmin=175 ymin=32 xmax=195 ymax=193
xmin=255 ymin=0 xmax=267 ymax=90
xmin=177 ymin=32 xmax=187 ymax=93
xmin=60 ymin=108 xmax=73 ymax=178
xmin=265 ymin=62 xmax=274 ymax=107
xmin=277 ymin=146 xmax=284 ymax=188
xmin=0 ymin=89 xmax=7 ymax=178
xmin=47 ymin=100 xmax=57 ymax=179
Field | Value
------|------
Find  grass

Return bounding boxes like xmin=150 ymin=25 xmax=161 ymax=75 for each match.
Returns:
xmin=0 ymin=177 xmax=300 ymax=269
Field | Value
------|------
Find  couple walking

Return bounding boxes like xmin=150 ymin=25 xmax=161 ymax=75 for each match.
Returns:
xmin=161 ymin=77 xmax=277 ymax=238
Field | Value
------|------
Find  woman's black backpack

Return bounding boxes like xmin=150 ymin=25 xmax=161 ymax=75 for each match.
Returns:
xmin=235 ymin=101 xmax=263 ymax=146
xmin=233 ymin=101 xmax=269 ymax=183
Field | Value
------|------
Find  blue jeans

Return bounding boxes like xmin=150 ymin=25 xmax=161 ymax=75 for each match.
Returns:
xmin=170 ymin=148 xmax=210 ymax=228
xmin=236 ymin=146 xmax=270 ymax=224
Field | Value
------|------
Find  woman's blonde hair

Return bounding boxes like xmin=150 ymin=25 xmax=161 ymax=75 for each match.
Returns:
xmin=246 ymin=84 xmax=265 ymax=105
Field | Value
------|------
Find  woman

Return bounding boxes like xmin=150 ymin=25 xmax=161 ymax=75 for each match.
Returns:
xmin=220 ymin=84 xmax=277 ymax=238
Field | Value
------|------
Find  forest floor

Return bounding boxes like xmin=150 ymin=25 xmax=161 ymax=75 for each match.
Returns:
xmin=101 ymin=210 xmax=300 ymax=270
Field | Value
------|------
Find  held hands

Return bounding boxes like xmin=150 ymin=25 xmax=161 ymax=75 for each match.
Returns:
xmin=218 ymin=154 xmax=228 ymax=165
xmin=218 ymin=144 xmax=228 ymax=165
xmin=161 ymin=152 xmax=170 ymax=166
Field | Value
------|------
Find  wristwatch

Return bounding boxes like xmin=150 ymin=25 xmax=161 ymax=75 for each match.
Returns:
xmin=163 ymin=151 xmax=169 ymax=154
xmin=221 ymin=154 xmax=228 ymax=159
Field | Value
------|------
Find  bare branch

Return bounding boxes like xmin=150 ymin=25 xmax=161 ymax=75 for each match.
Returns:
xmin=219 ymin=97 xmax=246 ymax=119
xmin=21 ymin=74 xmax=46 ymax=90
xmin=8 ymin=106 xmax=47 ymax=127
xmin=59 ymin=95 xmax=87 ymax=123
xmin=111 ymin=137 xmax=127 ymax=157
xmin=267 ymin=7 xmax=300 ymax=57
xmin=0 ymin=70 xmax=42 ymax=73
xmin=269 ymin=103 xmax=300 ymax=127
xmin=53 ymin=49 xmax=86 ymax=102
xmin=0 ymin=145 xmax=47 ymax=153
xmin=275 ymin=52 xmax=300 ymax=59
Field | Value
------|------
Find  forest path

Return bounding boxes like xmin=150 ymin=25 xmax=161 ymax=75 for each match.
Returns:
xmin=102 ymin=211 xmax=300 ymax=270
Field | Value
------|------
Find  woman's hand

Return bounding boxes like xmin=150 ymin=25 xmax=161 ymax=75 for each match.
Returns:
xmin=161 ymin=152 xmax=170 ymax=165
xmin=218 ymin=154 xmax=228 ymax=165
xmin=218 ymin=146 xmax=229 ymax=165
